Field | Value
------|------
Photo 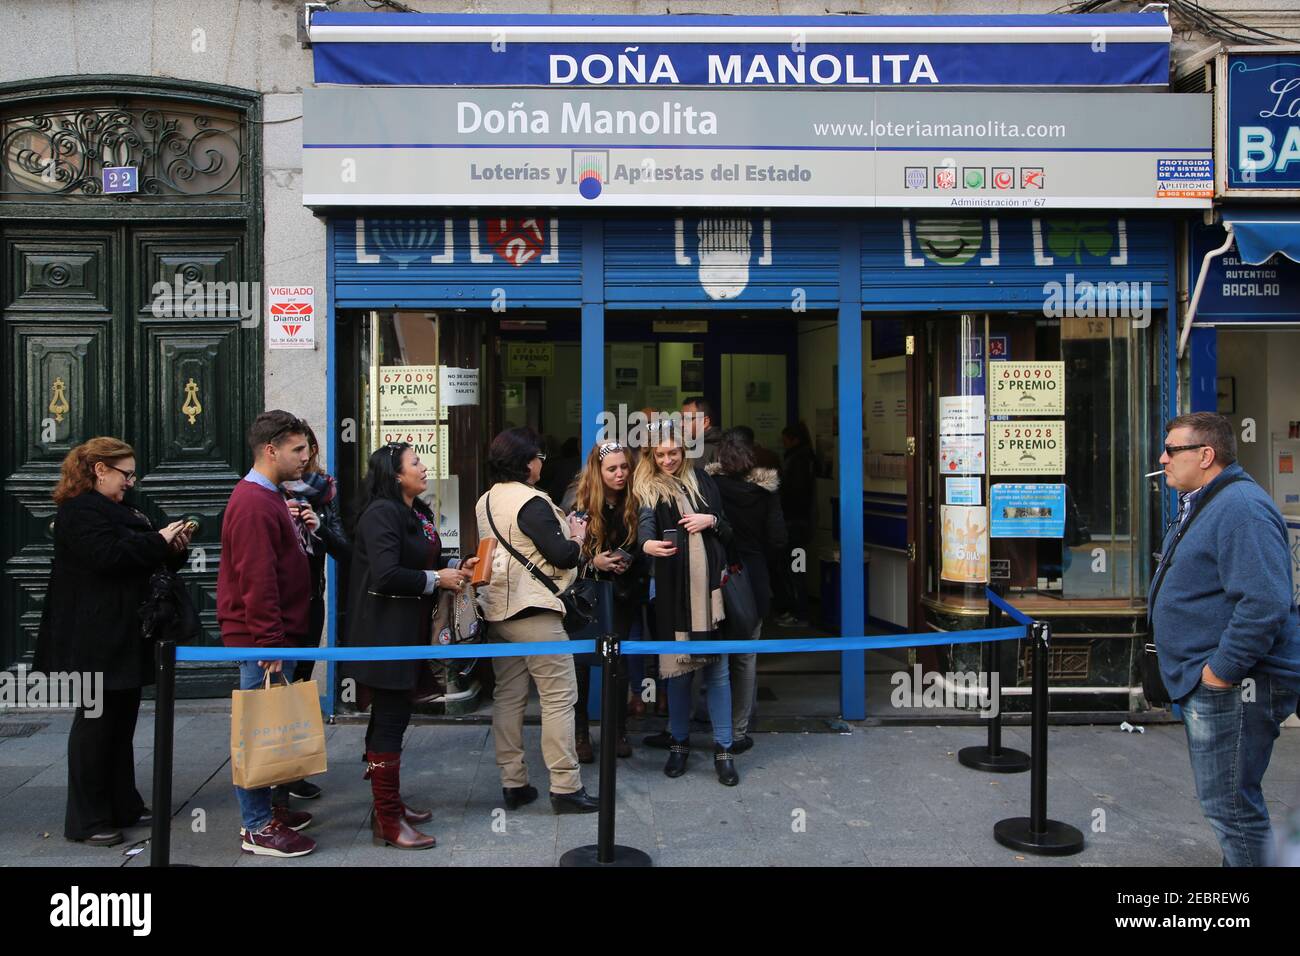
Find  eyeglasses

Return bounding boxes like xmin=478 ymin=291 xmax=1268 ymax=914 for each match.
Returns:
xmin=268 ymin=417 xmax=309 ymax=443
xmin=597 ymin=441 xmax=624 ymax=460
xmin=107 ymin=465 xmax=137 ymax=483
xmin=386 ymin=441 xmax=408 ymax=472
xmin=534 ymin=452 xmax=548 ymax=463
xmin=1163 ymin=443 xmax=1206 ymax=457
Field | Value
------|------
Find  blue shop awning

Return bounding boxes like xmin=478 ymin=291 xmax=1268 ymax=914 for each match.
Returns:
xmin=1220 ymin=208 xmax=1300 ymax=266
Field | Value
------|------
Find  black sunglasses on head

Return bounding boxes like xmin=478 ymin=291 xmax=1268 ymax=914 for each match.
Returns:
xmin=386 ymin=441 xmax=410 ymax=472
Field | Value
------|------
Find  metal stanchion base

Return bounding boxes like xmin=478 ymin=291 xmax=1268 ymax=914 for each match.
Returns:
xmin=957 ymin=746 xmax=1030 ymax=773
xmin=559 ymin=844 xmax=653 ymax=867
xmin=993 ymin=817 xmax=1085 ymax=856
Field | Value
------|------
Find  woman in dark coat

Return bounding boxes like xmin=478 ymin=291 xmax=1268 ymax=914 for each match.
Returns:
xmin=35 ymin=437 xmax=191 ymax=847
xmin=634 ymin=419 xmax=738 ymax=785
xmin=343 ymin=442 xmax=476 ymax=850
xmin=708 ymin=428 xmax=788 ymax=755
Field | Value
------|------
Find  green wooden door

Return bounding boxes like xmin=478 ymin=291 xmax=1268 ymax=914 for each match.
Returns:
xmin=2 ymin=222 xmax=256 ymax=697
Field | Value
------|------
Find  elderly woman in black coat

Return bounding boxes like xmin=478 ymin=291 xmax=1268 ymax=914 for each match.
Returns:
xmin=343 ymin=441 xmax=477 ymax=851
xmin=34 ymin=437 xmax=192 ymax=847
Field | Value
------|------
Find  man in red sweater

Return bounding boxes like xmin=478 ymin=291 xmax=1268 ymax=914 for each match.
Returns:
xmin=218 ymin=410 xmax=318 ymax=858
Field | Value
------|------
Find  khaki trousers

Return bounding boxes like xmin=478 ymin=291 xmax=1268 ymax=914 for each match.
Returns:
xmin=490 ymin=612 xmax=582 ymax=794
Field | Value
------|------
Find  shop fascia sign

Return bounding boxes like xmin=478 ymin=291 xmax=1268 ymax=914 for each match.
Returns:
xmin=306 ymin=12 xmax=1172 ymax=89
xmin=1216 ymin=45 xmax=1300 ymax=197
xmin=303 ymin=88 xmax=1211 ymax=210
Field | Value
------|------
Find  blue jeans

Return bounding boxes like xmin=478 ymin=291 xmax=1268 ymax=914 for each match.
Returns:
xmin=234 ymin=661 xmax=281 ymax=832
xmin=667 ymin=658 xmax=732 ymax=748
xmin=1180 ymin=671 xmax=1299 ymax=867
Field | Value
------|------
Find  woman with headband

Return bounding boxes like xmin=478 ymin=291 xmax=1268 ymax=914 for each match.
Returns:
xmin=568 ymin=440 xmax=646 ymax=761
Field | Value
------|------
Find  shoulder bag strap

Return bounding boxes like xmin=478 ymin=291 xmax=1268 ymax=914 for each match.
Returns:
xmin=1148 ymin=475 xmax=1249 ymax=615
xmin=485 ymin=492 xmax=562 ymax=596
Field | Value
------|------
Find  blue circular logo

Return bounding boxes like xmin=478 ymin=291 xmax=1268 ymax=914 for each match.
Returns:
xmin=578 ymin=174 xmax=602 ymax=200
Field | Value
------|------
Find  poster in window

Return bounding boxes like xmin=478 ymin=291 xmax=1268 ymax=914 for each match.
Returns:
xmin=938 ymin=395 xmax=985 ymax=436
xmin=941 ymin=505 xmax=989 ymax=583
xmin=990 ymin=421 xmax=1065 ymax=475
xmin=378 ymin=425 xmax=450 ymax=479
xmin=378 ymin=365 xmax=439 ymax=422
xmin=989 ymin=362 xmax=1064 ymax=416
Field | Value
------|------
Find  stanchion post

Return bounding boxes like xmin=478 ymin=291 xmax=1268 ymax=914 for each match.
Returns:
xmin=992 ymin=620 xmax=1084 ymax=856
xmin=150 ymin=640 xmax=177 ymax=867
xmin=560 ymin=584 xmax=651 ymax=868
xmin=958 ymin=585 xmax=1028 ymax=774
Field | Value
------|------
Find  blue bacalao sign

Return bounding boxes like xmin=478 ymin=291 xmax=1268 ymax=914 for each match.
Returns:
xmin=1226 ymin=52 xmax=1300 ymax=191
xmin=308 ymin=13 xmax=1172 ymax=89
xmin=1190 ymin=222 xmax=1300 ymax=323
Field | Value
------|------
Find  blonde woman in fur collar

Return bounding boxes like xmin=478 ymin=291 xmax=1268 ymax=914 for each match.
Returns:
xmin=635 ymin=419 xmax=740 ymax=786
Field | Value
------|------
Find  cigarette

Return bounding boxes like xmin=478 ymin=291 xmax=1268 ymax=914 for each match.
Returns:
xmin=1144 ymin=470 xmax=1165 ymax=478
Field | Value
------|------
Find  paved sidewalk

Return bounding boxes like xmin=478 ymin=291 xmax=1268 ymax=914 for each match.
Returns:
xmin=1 ymin=706 xmax=1296 ymax=867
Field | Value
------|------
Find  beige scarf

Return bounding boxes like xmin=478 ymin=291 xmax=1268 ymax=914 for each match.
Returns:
xmin=659 ymin=490 xmax=725 ymax=680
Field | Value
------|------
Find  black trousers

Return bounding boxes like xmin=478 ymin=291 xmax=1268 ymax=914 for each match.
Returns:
xmin=364 ymin=687 xmax=413 ymax=754
xmin=65 ymin=687 xmax=146 ymax=839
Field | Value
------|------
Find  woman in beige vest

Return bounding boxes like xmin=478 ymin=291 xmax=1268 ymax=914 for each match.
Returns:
xmin=475 ymin=427 xmax=600 ymax=815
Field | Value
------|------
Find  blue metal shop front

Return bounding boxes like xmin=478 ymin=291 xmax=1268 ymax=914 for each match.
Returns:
xmin=325 ymin=212 xmax=1176 ymax=720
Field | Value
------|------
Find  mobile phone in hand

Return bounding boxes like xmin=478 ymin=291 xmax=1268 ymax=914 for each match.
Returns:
xmin=609 ymin=547 xmax=633 ymax=564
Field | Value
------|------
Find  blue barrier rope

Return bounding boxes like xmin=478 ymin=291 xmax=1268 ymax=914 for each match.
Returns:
xmin=173 ymin=624 xmax=1025 ymax=663
xmin=984 ymin=587 xmax=1034 ymax=627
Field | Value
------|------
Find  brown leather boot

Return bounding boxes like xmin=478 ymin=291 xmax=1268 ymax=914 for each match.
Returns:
xmin=366 ymin=752 xmax=435 ymax=850
xmin=363 ymin=753 xmax=433 ymax=824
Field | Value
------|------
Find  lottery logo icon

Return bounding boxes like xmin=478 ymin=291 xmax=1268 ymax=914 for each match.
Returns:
xmin=1020 ymin=167 xmax=1044 ymax=189
xmin=934 ymin=167 xmax=957 ymax=189
xmin=572 ymin=150 xmax=609 ymax=200
xmin=963 ymin=168 xmax=986 ymax=189
xmin=904 ymin=167 xmax=928 ymax=189
xmin=992 ymin=167 xmax=1015 ymax=190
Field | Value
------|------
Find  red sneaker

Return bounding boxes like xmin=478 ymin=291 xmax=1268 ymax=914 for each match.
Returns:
xmin=240 ymin=820 xmax=316 ymax=858
xmin=272 ymin=806 xmax=313 ymax=832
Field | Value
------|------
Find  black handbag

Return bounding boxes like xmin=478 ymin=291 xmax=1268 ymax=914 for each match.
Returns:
xmin=486 ymin=493 xmax=598 ymax=634
xmin=720 ymin=563 xmax=760 ymax=641
xmin=1145 ymin=474 xmax=1248 ymax=706
xmin=139 ymin=567 xmax=202 ymax=644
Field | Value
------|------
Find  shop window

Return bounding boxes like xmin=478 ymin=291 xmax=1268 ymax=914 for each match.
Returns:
xmin=928 ymin=312 xmax=1151 ymax=606
xmin=352 ymin=310 xmax=485 ymax=561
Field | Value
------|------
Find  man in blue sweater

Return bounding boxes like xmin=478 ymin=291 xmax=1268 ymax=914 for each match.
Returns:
xmin=1150 ymin=412 xmax=1300 ymax=866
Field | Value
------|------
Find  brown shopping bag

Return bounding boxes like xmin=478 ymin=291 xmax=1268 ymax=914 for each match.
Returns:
xmin=230 ymin=671 xmax=328 ymax=789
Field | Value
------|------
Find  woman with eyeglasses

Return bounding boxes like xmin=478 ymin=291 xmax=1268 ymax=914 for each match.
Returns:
xmin=343 ymin=441 xmax=478 ymax=850
xmin=634 ymin=419 xmax=739 ymax=785
xmin=35 ymin=438 xmax=193 ymax=847
xmin=474 ymin=427 xmax=600 ymax=814
xmin=568 ymin=440 xmax=646 ymax=762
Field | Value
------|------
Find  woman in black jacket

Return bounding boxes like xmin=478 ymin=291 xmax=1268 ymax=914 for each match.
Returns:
xmin=708 ymin=429 xmax=788 ymax=755
xmin=569 ymin=440 xmax=645 ymax=762
xmin=634 ymin=419 xmax=739 ymax=785
xmin=343 ymin=442 xmax=477 ymax=850
xmin=35 ymin=437 xmax=192 ymax=847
